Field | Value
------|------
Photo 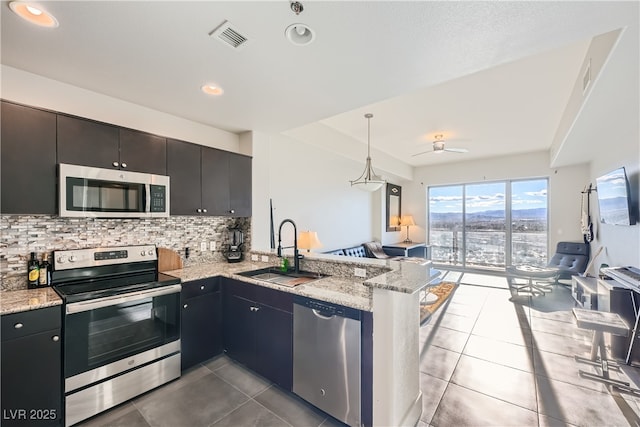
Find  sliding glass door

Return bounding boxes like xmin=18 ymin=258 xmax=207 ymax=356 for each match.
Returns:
xmin=428 ymin=178 xmax=548 ymax=269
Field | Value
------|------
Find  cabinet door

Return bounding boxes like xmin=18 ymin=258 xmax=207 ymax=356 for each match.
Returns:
xmin=167 ymin=139 xmax=202 ymax=215
xmin=57 ymin=114 xmax=119 ymax=169
xmin=255 ymin=304 xmax=292 ymax=390
xmin=223 ymin=294 xmax=256 ymax=369
xmin=229 ymin=153 xmax=252 ymax=217
xmin=119 ymin=129 xmax=167 ymax=175
xmin=201 ymin=147 xmax=230 ymax=216
xmin=1 ymin=330 xmax=62 ymax=426
xmin=1 ymin=102 xmax=57 ymax=214
xmin=181 ymin=292 xmax=222 ymax=370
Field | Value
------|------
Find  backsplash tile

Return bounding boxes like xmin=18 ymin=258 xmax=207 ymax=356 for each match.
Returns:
xmin=0 ymin=215 xmax=251 ymax=291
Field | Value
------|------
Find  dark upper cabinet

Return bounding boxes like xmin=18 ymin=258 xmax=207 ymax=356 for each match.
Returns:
xmin=169 ymin=139 xmax=252 ymax=217
xmin=1 ymin=101 xmax=57 ymax=214
xmin=58 ymin=115 xmax=167 ymax=174
xmin=167 ymin=138 xmax=202 ymax=215
xmin=57 ymin=114 xmax=119 ymax=169
xmin=1 ymin=306 xmax=62 ymax=426
xmin=181 ymin=278 xmax=223 ymax=370
xmin=118 ymin=128 xmax=167 ymax=175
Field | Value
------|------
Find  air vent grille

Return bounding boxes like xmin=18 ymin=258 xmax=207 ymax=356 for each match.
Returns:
xmin=210 ymin=21 xmax=248 ymax=49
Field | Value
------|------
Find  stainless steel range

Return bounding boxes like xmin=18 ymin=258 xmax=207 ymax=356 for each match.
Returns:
xmin=52 ymin=245 xmax=181 ymax=426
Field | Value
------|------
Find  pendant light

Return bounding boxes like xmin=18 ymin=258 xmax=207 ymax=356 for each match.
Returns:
xmin=350 ymin=113 xmax=385 ymax=192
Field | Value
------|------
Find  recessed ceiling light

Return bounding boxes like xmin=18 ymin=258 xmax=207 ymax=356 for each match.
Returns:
xmin=9 ymin=2 xmax=59 ymax=28
xmin=201 ymin=84 xmax=224 ymax=96
xmin=285 ymin=23 xmax=315 ymax=46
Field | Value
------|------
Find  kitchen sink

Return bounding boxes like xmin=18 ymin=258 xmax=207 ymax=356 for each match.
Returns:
xmin=237 ymin=267 xmax=327 ymax=287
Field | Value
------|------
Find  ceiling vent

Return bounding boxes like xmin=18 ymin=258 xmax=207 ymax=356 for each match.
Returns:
xmin=210 ymin=21 xmax=248 ymax=50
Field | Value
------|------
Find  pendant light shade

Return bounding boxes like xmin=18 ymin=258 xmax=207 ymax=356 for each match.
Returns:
xmin=350 ymin=113 xmax=385 ymax=192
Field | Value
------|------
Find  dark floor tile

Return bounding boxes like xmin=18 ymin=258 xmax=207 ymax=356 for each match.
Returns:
xmin=134 ymin=373 xmax=249 ymax=426
xmin=536 ymin=376 xmax=633 ymax=426
xmin=80 ymin=403 xmax=149 ymax=427
xmin=255 ymin=385 xmax=326 ymax=427
xmin=419 ymin=373 xmax=448 ymax=424
xmin=463 ymin=334 xmax=535 ymax=373
xmin=450 ymin=355 xmax=538 ymax=411
xmin=211 ymin=400 xmax=289 ymax=427
xmin=214 ymin=361 xmax=271 ymax=396
xmin=431 ymin=382 xmax=538 ymax=427
xmin=419 ymin=342 xmax=462 ymax=381
xmin=203 ymin=354 xmax=232 ymax=372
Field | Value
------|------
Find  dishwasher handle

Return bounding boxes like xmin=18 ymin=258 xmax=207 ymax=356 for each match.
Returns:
xmin=312 ymin=309 xmax=336 ymax=320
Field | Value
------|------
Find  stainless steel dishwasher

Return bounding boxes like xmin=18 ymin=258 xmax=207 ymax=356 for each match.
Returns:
xmin=293 ymin=295 xmax=361 ymax=427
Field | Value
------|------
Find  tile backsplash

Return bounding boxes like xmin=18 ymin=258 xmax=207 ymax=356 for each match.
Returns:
xmin=0 ymin=215 xmax=251 ymax=291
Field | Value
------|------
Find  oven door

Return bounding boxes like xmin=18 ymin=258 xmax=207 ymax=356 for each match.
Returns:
xmin=64 ymin=285 xmax=181 ymax=384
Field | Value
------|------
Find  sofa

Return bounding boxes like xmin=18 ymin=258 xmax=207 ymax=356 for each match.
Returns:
xmin=325 ymin=241 xmax=396 ymax=259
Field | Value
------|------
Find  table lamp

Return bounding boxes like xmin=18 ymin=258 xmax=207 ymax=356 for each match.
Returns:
xmin=400 ymin=215 xmax=415 ymax=243
xmin=298 ymin=231 xmax=323 ymax=252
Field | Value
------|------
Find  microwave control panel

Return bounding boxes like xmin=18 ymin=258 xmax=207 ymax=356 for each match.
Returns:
xmin=149 ymin=185 xmax=166 ymax=213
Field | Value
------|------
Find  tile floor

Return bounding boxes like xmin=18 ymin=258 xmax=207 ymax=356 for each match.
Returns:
xmin=80 ymin=280 xmax=640 ymax=427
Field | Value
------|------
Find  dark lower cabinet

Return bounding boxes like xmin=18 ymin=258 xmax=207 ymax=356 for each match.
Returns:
xmin=1 ymin=307 xmax=62 ymax=426
xmin=1 ymin=101 xmax=57 ymax=214
xmin=223 ymin=278 xmax=293 ymax=390
xmin=180 ymin=278 xmax=223 ymax=370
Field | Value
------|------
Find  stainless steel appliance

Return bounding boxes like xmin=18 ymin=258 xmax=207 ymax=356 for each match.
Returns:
xmin=224 ymin=227 xmax=244 ymax=263
xmin=59 ymin=163 xmax=169 ymax=218
xmin=52 ymin=245 xmax=181 ymax=426
xmin=293 ymin=296 xmax=361 ymax=427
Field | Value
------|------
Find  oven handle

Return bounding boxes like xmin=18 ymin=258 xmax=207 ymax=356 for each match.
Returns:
xmin=66 ymin=284 xmax=181 ymax=314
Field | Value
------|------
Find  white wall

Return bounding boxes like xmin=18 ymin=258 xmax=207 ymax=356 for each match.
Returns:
xmin=1 ymin=65 xmax=239 ymax=151
xmin=402 ymin=151 xmax=590 ymax=256
xmin=250 ymin=132 xmax=377 ymax=253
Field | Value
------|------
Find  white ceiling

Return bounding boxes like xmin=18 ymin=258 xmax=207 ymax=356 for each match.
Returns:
xmin=1 ymin=1 xmax=637 ymax=168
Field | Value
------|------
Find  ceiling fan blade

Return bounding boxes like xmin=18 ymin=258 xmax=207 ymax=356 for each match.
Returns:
xmin=411 ymin=150 xmax=434 ymax=157
xmin=444 ymin=148 xmax=469 ymax=153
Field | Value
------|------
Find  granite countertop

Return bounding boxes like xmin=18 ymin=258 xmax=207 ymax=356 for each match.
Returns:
xmin=1 ymin=287 xmax=62 ymax=315
xmin=165 ymin=256 xmax=439 ymax=312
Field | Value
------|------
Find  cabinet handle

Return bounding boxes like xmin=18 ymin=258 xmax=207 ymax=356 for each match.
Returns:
xmin=112 ymin=161 xmax=119 ymax=167
xmin=183 ymin=304 xmax=188 ymax=309
xmin=230 ymin=209 xmax=235 ymax=214
xmin=197 ymin=209 xmax=202 ymax=213
xmin=200 ymin=285 xmax=205 ymax=290
xmin=52 ymin=335 xmax=60 ymax=342
xmin=250 ymin=306 xmax=260 ymax=312
xmin=203 ymin=208 xmax=207 ymax=213
xmin=14 ymin=323 xmax=23 ymax=329
xmin=121 ymin=162 xmax=127 ymax=168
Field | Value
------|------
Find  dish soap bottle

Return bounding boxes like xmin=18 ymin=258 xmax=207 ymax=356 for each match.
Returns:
xmin=280 ymin=257 xmax=289 ymax=272
xmin=27 ymin=252 xmax=40 ymax=288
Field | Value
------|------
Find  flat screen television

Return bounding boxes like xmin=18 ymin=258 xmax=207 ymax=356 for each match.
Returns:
xmin=596 ymin=166 xmax=634 ymax=225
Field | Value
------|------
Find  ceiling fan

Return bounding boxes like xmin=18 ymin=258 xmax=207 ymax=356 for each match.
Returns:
xmin=412 ymin=134 xmax=469 ymax=156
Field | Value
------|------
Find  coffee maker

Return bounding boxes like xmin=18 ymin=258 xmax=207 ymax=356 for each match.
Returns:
xmin=224 ymin=227 xmax=244 ymax=263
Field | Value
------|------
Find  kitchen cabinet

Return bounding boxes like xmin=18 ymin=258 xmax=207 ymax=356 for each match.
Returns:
xmin=1 ymin=101 xmax=57 ymax=214
xmin=1 ymin=306 xmax=62 ymax=426
xmin=202 ymin=149 xmax=252 ymax=217
xmin=181 ymin=278 xmax=223 ymax=370
xmin=57 ymin=115 xmax=166 ymax=174
xmin=223 ymin=278 xmax=293 ymax=390
xmin=168 ymin=139 xmax=252 ymax=217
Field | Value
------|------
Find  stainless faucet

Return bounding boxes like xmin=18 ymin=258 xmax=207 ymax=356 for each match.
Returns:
xmin=277 ymin=218 xmax=303 ymax=273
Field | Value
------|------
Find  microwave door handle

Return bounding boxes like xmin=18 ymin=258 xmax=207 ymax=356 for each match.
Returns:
xmin=145 ymin=184 xmax=151 ymax=213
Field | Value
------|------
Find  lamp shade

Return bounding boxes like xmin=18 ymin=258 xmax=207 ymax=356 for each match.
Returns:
xmin=298 ymin=231 xmax=323 ymax=251
xmin=400 ymin=215 xmax=416 ymax=226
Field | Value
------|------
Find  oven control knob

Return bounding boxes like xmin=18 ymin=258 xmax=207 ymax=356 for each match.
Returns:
xmin=140 ymin=250 xmax=146 ymax=256
xmin=57 ymin=255 xmax=67 ymax=264
xmin=148 ymin=249 xmax=154 ymax=256
xmin=69 ymin=255 xmax=77 ymax=263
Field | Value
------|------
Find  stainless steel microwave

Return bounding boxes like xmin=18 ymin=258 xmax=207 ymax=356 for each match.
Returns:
xmin=59 ymin=163 xmax=169 ymax=218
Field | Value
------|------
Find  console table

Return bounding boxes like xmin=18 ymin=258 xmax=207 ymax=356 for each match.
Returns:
xmin=383 ymin=242 xmax=430 ymax=259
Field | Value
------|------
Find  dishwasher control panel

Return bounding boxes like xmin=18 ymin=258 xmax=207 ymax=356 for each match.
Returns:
xmin=293 ymin=295 xmax=361 ymax=320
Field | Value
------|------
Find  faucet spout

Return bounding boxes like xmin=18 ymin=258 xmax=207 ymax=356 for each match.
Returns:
xmin=277 ymin=218 xmax=302 ymax=273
